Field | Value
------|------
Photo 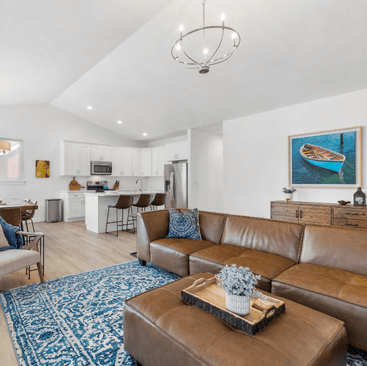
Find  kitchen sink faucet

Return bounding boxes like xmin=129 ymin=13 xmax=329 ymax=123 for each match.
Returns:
xmin=136 ymin=179 xmax=143 ymax=192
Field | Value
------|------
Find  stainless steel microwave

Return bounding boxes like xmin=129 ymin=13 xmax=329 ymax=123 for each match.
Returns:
xmin=91 ymin=161 xmax=112 ymax=175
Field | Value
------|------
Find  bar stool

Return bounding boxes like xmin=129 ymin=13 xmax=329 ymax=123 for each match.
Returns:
xmin=127 ymin=193 xmax=154 ymax=234
xmin=150 ymin=193 xmax=168 ymax=210
xmin=105 ymin=195 xmax=134 ymax=237
xmin=21 ymin=200 xmax=37 ymax=233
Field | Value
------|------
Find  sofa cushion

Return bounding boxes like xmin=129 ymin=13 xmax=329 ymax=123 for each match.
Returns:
xmin=167 ymin=209 xmax=201 ymax=240
xmin=300 ymin=225 xmax=367 ymax=276
xmin=272 ymin=263 xmax=367 ymax=351
xmin=150 ymin=238 xmax=215 ymax=277
xmin=220 ymin=215 xmax=303 ymax=262
xmin=190 ymin=244 xmax=296 ymax=292
xmin=0 ymin=249 xmax=40 ymax=278
xmin=274 ymin=264 xmax=367 ymax=307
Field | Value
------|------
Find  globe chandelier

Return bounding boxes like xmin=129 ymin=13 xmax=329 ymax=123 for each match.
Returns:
xmin=171 ymin=0 xmax=241 ymax=74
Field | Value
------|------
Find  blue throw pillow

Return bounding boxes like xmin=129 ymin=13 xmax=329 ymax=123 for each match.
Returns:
xmin=0 ymin=216 xmax=23 ymax=250
xmin=167 ymin=208 xmax=201 ymax=240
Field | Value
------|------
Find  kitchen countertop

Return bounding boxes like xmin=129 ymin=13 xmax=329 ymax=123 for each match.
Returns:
xmin=83 ymin=190 xmax=163 ymax=197
xmin=61 ymin=189 xmax=163 ymax=194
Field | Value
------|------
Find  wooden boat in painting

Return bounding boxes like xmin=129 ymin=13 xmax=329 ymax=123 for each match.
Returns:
xmin=300 ymin=144 xmax=345 ymax=172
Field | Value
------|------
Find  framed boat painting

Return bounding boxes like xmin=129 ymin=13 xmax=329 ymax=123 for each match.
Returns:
xmin=288 ymin=126 xmax=362 ymax=188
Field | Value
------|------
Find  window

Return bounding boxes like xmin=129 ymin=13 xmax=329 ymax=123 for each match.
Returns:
xmin=0 ymin=138 xmax=23 ymax=181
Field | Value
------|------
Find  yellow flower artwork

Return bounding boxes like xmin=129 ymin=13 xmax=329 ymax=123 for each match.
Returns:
xmin=35 ymin=160 xmax=50 ymax=178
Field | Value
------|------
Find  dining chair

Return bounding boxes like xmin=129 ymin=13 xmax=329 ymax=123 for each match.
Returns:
xmin=21 ymin=199 xmax=37 ymax=232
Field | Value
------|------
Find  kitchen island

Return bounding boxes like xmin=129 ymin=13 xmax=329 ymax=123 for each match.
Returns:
xmin=84 ymin=190 xmax=160 ymax=234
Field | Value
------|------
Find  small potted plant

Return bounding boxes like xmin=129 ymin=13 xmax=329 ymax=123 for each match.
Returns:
xmin=216 ymin=265 xmax=264 ymax=316
xmin=283 ymin=187 xmax=296 ymax=202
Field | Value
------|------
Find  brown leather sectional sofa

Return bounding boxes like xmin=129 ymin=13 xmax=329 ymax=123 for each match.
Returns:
xmin=136 ymin=208 xmax=367 ymax=352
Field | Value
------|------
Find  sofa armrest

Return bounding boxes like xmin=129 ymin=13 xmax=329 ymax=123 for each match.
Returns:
xmin=137 ymin=210 xmax=170 ymax=263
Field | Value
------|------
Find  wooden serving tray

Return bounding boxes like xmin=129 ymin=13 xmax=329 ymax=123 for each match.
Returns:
xmin=182 ymin=277 xmax=285 ymax=335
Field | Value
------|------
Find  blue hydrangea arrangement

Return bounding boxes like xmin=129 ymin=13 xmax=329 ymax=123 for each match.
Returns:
xmin=216 ymin=264 xmax=265 ymax=299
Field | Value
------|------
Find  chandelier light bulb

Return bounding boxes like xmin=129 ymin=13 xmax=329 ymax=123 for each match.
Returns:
xmin=179 ymin=24 xmax=184 ymax=32
xmin=220 ymin=13 xmax=226 ymax=21
xmin=203 ymin=48 xmax=209 ymax=55
xmin=232 ymin=32 xmax=237 ymax=39
xmin=176 ymin=44 xmax=181 ymax=51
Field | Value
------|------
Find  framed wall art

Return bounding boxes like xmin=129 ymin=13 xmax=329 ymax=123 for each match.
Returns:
xmin=36 ymin=160 xmax=50 ymax=178
xmin=288 ymin=126 xmax=362 ymax=188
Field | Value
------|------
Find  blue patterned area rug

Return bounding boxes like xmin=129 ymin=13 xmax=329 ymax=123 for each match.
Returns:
xmin=1 ymin=260 xmax=366 ymax=366
xmin=0 ymin=261 xmax=179 ymax=366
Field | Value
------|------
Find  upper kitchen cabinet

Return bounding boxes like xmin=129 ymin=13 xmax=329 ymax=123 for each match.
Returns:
xmin=166 ymin=141 xmax=188 ymax=161
xmin=61 ymin=141 xmax=91 ymax=176
xmin=131 ymin=149 xmax=142 ymax=176
xmin=110 ymin=147 xmax=123 ymax=176
xmin=141 ymin=149 xmax=152 ymax=177
xmin=152 ymin=146 xmax=165 ymax=176
xmin=121 ymin=148 xmax=132 ymax=176
xmin=91 ymin=145 xmax=111 ymax=161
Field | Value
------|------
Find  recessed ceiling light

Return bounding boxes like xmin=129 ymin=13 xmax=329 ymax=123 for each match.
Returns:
xmin=87 ymin=106 xmax=92 ymax=110
xmin=143 ymin=133 xmax=147 ymax=136
xmin=117 ymin=120 xmax=122 ymax=124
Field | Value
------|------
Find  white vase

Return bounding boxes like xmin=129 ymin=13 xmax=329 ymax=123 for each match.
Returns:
xmin=284 ymin=193 xmax=293 ymax=202
xmin=226 ymin=293 xmax=250 ymax=316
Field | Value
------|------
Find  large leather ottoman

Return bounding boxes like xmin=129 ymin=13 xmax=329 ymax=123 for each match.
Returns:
xmin=124 ymin=273 xmax=347 ymax=366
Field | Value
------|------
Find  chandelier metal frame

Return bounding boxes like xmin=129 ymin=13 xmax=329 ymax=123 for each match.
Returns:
xmin=171 ymin=0 xmax=241 ymax=74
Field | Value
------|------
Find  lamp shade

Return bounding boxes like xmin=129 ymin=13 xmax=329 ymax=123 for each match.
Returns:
xmin=0 ymin=140 xmax=11 ymax=152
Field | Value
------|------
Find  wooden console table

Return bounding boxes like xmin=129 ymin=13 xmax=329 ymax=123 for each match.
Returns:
xmin=271 ymin=201 xmax=367 ymax=229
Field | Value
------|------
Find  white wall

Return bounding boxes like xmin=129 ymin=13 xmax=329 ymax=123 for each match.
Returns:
xmin=223 ymin=88 xmax=367 ymax=218
xmin=146 ymin=132 xmax=187 ymax=147
xmin=0 ymin=104 xmax=142 ymax=221
xmin=189 ymin=129 xmax=224 ymax=212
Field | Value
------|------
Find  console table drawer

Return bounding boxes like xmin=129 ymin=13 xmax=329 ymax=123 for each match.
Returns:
xmin=271 ymin=203 xmax=298 ymax=222
xmin=333 ymin=218 xmax=367 ymax=229
xmin=334 ymin=207 xmax=367 ymax=221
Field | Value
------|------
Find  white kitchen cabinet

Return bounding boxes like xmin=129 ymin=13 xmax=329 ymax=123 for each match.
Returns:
xmin=91 ymin=145 xmax=111 ymax=161
xmin=79 ymin=144 xmax=91 ymax=175
xmin=152 ymin=148 xmax=158 ymax=176
xmin=60 ymin=192 xmax=85 ymax=222
xmin=166 ymin=141 xmax=188 ymax=161
xmin=141 ymin=149 xmax=152 ymax=176
xmin=121 ymin=148 xmax=132 ymax=176
xmin=157 ymin=146 xmax=165 ymax=176
xmin=110 ymin=147 xmax=123 ymax=176
xmin=151 ymin=146 xmax=165 ymax=176
xmin=61 ymin=141 xmax=91 ymax=176
xmin=177 ymin=141 xmax=188 ymax=160
xmin=131 ymin=149 xmax=141 ymax=176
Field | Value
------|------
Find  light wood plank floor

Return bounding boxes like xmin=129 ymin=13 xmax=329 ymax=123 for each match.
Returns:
xmin=0 ymin=221 xmax=137 ymax=366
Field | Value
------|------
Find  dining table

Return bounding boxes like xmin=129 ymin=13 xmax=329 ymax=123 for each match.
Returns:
xmin=0 ymin=199 xmax=38 ymax=226
xmin=0 ymin=198 xmax=38 ymax=211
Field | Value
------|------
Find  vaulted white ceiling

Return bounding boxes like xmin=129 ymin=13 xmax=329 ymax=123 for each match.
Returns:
xmin=2 ymin=0 xmax=367 ymax=141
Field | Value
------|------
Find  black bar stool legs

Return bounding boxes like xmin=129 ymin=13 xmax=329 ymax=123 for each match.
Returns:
xmin=105 ymin=195 xmax=134 ymax=236
xmin=126 ymin=207 xmax=136 ymax=234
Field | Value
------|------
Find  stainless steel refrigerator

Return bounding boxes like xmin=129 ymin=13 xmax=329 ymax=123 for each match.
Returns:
xmin=164 ymin=161 xmax=188 ymax=209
